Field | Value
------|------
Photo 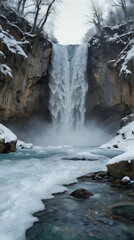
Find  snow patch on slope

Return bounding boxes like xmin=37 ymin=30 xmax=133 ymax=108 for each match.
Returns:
xmin=101 ymin=120 xmax=134 ymax=151
xmin=0 ymin=25 xmax=28 ymax=58
xmin=120 ymin=39 xmax=134 ymax=75
xmin=101 ymin=118 xmax=134 ymax=165
xmin=0 ymin=124 xmax=17 ymax=143
xmin=0 ymin=64 xmax=12 ymax=78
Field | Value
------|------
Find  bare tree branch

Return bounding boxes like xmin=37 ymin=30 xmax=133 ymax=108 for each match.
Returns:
xmin=113 ymin=0 xmax=128 ymax=22
xmin=88 ymin=0 xmax=103 ymax=32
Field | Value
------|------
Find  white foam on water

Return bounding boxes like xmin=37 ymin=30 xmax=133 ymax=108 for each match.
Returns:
xmin=0 ymin=146 xmax=107 ymax=240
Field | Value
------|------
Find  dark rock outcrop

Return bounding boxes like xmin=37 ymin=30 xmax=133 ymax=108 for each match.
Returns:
xmin=0 ymin=140 xmax=16 ymax=153
xmin=107 ymin=160 xmax=134 ymax=179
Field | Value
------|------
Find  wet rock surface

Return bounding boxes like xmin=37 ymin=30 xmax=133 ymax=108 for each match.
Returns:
xmin=107 ymin=160 xmax=134 ymax=179
xmin=26 ymin=171 xmax=134 ymax=240
xmin=0 ymin=140 xmax=16 ymax=153
xmin=70 ymin=188 xmax=93 ymax=199
xmin=112 ymin=204 xmax=134 ymax=224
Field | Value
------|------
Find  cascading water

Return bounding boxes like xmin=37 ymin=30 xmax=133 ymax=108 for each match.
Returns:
xmin=49 ymin=43 xmax=88 ymax=130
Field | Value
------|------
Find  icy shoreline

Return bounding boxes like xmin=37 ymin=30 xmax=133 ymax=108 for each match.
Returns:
xmin=0 ymin=146 xmax=107 ymax=240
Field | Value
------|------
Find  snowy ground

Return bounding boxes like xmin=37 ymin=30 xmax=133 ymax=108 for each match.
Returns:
xmin=101 ymin=120 xmax=134 ymax=166
xmin=0 ymin=145 xmax=109 ymax=240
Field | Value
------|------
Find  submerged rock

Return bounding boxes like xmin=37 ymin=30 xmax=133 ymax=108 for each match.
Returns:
xmin=111 ymin=204 xmax=134 ymax=223
xmin=70 ymin=188 xmax=94 ymax=199
xmin=0 ymin=124 xmax=17 ymax=153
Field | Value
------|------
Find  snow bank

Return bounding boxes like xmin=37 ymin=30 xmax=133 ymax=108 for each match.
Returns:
xmin=103 ymin=119 xmax=134 ymax=178
xmin=107 ymin=147 xmax=134 ymax=165
xmin=0 ymin=123 xmax=17 ymax=143
xmin=101 ymin=120 xmax=134 ymax=151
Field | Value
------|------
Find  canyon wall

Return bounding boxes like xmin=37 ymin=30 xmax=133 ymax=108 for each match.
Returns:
xmin=0 ymin=9 xmax=134 ymax=125
xmin=86 ymin=23 xmax=134 ymax=123
xmin=0 ymin=12 xmax=51 ymax=122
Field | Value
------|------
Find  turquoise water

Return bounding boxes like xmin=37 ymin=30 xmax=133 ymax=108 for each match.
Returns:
xmin=26 ymin=172 xmax=134 ymax=240
xmin=0 ymin=146 xmax=111 ymax=240
xmin=0 ymin=146 xmax=130 ymax=240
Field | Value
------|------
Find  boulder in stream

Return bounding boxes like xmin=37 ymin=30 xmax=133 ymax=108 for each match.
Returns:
xmin=70 ymin=188 xmax=94 ymax=199
xmin=107 ymin=160 xmax=134 ymax=179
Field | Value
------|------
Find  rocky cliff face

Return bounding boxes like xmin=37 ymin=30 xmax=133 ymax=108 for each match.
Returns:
xmin=0 ymin=7 xmax=134 ymax=126
xmin=86 ymin=23 xmax=134 ymax=123
xmin=0 ymin=9 xmax=52 ymax=122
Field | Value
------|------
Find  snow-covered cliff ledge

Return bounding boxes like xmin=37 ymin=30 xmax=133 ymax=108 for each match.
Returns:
xmin=0 ymin=124 xmax=17 ymax=153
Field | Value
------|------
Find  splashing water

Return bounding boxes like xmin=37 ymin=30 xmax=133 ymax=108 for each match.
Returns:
xmin=49 ymin=43 xmax=88 ymax=130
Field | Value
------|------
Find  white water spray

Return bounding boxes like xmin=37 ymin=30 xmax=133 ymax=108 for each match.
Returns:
xmin=49 ymin=43 xmax=88 ymax=130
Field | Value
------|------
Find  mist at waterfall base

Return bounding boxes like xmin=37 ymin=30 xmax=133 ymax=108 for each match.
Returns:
xmin=14 ymin=43 xmax=112 ymax=147
xmin=22 ymin=119 xmax=111 ymax=147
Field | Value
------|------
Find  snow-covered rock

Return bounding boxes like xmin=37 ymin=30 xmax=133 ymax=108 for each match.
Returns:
xmin=122 ymin=176 xmax=130 ymax=184
xmin=101 ymin=117 xmax=134 ymax=178
xmin=107 ymin=147 xmax=134 ymax=178
xmin=0 ymin=124 xmax=17 ymax=153
xmin=17 ymin=140 xmax=33 ymax=149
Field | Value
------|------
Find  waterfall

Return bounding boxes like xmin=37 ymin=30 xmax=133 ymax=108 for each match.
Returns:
xmin=49 ymin=43 xmax=88 ymax=130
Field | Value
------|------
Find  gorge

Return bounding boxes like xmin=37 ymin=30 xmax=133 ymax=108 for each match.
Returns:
xmin=0 ymin=12 xmax=134 ymax=128
xmin=0 ymin=3 xmax=134 ymax=240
